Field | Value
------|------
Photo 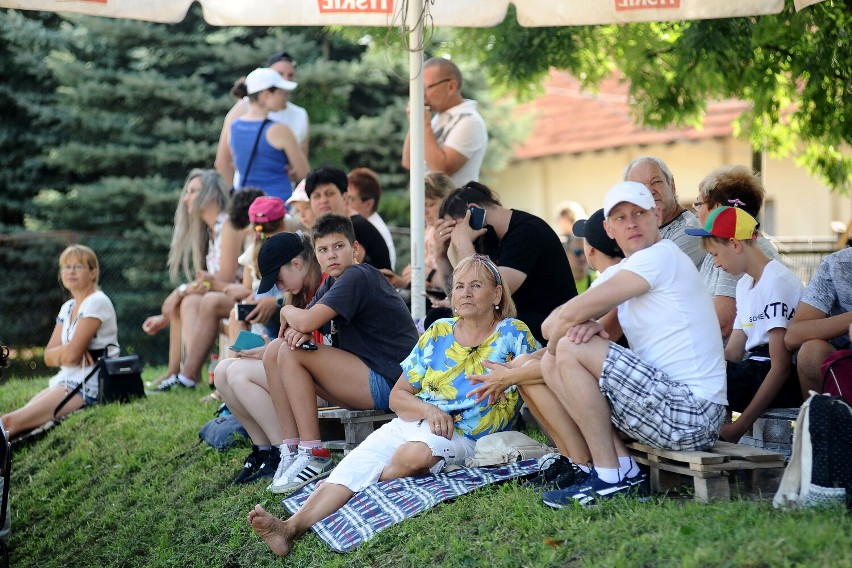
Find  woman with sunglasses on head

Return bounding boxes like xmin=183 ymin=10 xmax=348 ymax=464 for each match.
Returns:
xmin=225 ymin=68 xmax=309 ymax=203
xmin=248 ymin=254 xmax=538 ymax=558
xmin=0 ymin=245 xmax=118 ymax=442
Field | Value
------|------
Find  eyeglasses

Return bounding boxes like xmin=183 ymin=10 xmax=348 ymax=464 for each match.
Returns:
xmin=572 ymin=248 xmax=584 ymax=257
xmin=61 ymin=264 xmax=89 ymax=272
xmin=425 ymin=78 xmax=451 ymax=90
xmin=692 ymin=201 xmax=706 ymax=211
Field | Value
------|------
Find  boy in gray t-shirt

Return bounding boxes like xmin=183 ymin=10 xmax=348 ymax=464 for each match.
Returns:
xmin=786 ymin=247 xmax=852 ymax=397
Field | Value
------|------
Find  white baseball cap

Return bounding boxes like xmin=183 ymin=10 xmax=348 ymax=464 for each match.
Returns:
xmin=244 ymin=67 xmax=297 ymax=95
xmin=285 ymin=179 xmax=310 ymax=205
xmin=603 ymin=181 xmax=656 ymax=217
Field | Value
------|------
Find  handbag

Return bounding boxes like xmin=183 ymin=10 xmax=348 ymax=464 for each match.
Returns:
xmin=53 ymin=345 xmax=145 ymax=417
xmin=821 ymin=349 xmax=852 ymax=403
xmin=231 ymin=118 xmax=270 ymax=193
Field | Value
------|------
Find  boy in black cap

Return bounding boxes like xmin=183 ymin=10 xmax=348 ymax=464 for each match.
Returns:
xmin=572 ymin=208 xmax=624 ymax=281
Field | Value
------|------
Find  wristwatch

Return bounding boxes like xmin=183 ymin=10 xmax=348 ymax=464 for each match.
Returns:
xmin=178 ymin=283 xmax=188 ymax=297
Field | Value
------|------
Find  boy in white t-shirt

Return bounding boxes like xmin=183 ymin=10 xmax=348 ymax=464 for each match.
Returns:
xmin=685 ymin=206 xmax=804 ymax=442
xmin=539 ymin=182 xmax=727 ymax=509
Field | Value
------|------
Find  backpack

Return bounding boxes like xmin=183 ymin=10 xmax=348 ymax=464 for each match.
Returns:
xmin=821 ymin=349 xmax=852 ymax=403
xmin=198 ymin=412 xmax=250 ymax=451
xmin=773 ymin=393 xmax=852 ymax=509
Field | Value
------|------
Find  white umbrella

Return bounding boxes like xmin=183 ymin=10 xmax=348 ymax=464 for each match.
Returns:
xmin=0 ymin=0 xmax=824 ymax=318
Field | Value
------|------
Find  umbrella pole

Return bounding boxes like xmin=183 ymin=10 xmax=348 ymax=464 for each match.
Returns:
xmin=407 ymin=0 xmax=426 ymax=321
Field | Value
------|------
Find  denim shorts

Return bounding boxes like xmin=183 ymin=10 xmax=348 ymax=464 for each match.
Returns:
xmin=368 ymin=369 xmax=394 ymax=411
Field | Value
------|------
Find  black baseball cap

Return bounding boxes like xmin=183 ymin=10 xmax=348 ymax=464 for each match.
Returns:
xmin=572 ymin=208 xmax=623 ymax=259
xmin=257 ymin=232 xmax=304 ymax=294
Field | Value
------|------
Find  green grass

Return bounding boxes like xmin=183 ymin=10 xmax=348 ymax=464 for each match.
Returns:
xmin=3 ymin=368 xmax=851 ymax=567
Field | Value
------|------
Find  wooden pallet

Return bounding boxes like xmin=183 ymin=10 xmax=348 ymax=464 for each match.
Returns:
xmin=627 ymin=441 xmax=786 ymax=503
xmin=318 ymin=408 xmax=396 ymax=452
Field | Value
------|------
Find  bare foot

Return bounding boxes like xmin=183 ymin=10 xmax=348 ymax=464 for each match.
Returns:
xmin=248 ymin=504 xmax=295 ymax=557
xmin=142 ymin=314 xmax=168 ymax=336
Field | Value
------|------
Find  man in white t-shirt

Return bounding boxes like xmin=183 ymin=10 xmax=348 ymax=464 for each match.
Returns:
xmin=215 ymin=52 xmax=310 ymax=187
xmin=346 ymin=167 xmax=397 ymax=270
xmin=537 ymin=181 xmax=727 ymax=509
xmin=401 ymin=58 xmax=487 ymax=187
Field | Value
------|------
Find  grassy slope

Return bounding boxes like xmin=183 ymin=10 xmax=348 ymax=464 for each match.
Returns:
xmin=3 ymin=368 xmax=850 ymax=568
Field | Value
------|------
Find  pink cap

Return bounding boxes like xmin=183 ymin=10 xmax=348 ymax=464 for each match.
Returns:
xmin=249 ymin=196 xmax=286 ymax=223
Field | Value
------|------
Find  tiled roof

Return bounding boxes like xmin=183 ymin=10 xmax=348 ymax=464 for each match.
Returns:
xmin=513 ymin=70 xmax=750 ymax=160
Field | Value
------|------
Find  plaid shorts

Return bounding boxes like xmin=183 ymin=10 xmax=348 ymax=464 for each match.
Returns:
xmin=600 ymin=343 xmax=725 ymax=451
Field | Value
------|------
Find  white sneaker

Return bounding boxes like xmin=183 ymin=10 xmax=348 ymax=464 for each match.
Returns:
xmin=268 ymin=447 xmax=333 ymax=494
xmin=266 ymin=447 xmax=296 ymax=491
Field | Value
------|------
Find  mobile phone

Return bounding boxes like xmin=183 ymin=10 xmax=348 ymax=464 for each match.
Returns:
xmin=299 ymin=342 xmax=318 ymax=351
xmin=425 ymin=288 xmax=447 ymax=301
xmin=236 ymin=303 xmax=257 ymax=321
xmin=469 ymin=206 xmax=486 ymax=230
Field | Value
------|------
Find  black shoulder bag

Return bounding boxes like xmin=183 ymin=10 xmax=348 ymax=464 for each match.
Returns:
xmin=53 ymin=345 xmax=145 ymax=417
xmin=232 ymin=118 xmax=270 ymax=193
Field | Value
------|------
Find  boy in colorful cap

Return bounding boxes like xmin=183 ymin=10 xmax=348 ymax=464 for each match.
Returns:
xmin=685 ymin=206 xmax=804 ymax=442
xmin=538 ymin=181 xmax=727 ymax=509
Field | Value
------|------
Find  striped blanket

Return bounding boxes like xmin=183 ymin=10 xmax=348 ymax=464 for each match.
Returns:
xmin=280 ymin=459 xmax=539 ymax=552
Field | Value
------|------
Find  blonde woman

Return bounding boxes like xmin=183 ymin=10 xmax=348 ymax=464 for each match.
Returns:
xmin=1 ymin=245 xmax=118 ymax=441
xmin=141 ymin=169 xmax=244 ymax=389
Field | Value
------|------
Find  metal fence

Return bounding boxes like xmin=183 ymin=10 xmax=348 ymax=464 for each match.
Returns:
xmin=0 ymin=230 xmax=838 ymax=377
xmin=770 ymin=236 xmax=838 ymax=286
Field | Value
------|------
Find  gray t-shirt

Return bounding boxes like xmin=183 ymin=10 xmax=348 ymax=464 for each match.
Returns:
xmin=700 ymin=235 xmax=782 ymax=298
xmin=660 ymin=209 xmax=704 ymax=268
xmin=800 ymin=247 xmax=852 ymax=348
xmin=309 ymin=263 xmax=419 ymax=382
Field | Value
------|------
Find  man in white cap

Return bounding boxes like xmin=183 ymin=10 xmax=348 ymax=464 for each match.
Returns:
xmin=536 ymin=181 xmax=727 ymax=509
xmin=216 ymin=52 xmax=310 ymax=186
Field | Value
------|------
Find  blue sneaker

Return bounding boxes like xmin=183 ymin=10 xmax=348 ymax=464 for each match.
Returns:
xmin=624 ymin=470 xmax=649 ymax=492
xmin=542 ymin=470 xmax=645 ymax=509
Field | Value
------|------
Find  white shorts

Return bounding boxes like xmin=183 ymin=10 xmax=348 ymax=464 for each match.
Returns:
xmin=325 ymin=418 xmax=476 ymax=493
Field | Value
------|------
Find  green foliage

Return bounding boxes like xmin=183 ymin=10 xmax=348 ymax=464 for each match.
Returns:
xmin=4 ymin=369 xmax=852 ymax=566
xmin=2 ymin=8 xmax=529 ymax=361
xmin=453 ymin=0 xmax=852 ymax=192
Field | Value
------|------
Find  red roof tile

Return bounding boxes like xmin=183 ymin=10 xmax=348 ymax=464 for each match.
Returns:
xmin=513 ymin=70 xmax=750 ymax=160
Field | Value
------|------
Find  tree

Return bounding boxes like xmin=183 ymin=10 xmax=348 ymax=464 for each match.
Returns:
xmin=449 ymin=0 xmax=852 ymax=192
xmin=0 ymin=8 xmax=531 ymax=361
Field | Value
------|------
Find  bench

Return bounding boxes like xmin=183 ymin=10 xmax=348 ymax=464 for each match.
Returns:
xmin=627 ymin=440 xmax=786 ymax=503
xmin=318 ymin=408 xmax=396 ymax=452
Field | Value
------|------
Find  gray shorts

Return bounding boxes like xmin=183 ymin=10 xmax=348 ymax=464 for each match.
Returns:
xmin=599 ymin=343 xmax=725 ymax=451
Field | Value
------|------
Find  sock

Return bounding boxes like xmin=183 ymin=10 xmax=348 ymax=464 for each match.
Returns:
xmin=298 ymin=440 xmax=322 ymax=453
xmin=281 ymin=438 xmax=299 ymax=454
xmin=177 ymin=374 xmax=195 ymax=387
xmin=596 ymin=467 xmax=620 ymax=484
xmin=577 ymin=463 xmax=591 ymax=474
xmin=619 ymin=456 xmax=639 ymax=478
xmin=257 ymin=444 xmax=272 ymax=452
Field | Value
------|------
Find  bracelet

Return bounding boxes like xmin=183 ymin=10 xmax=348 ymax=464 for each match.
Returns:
xmin=202 ymin=280 xmax=212 ymax=290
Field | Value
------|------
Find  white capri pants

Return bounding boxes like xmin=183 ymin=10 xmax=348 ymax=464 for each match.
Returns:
xmin=325 ymin=417 xmax=476 ymax=493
